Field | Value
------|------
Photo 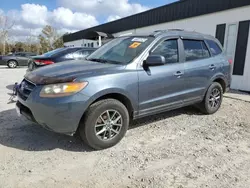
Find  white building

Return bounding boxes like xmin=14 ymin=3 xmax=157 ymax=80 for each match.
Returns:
xmin=63 ymin=0 xmax=250 ymax=92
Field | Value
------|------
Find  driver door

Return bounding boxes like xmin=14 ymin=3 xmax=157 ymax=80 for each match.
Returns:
xmin=138 ymin=38 xmax=187 ymax=116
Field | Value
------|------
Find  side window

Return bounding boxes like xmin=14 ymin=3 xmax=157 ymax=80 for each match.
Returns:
xmin=19 ymin=53 xmax=26 ymax=57
xmin=206 ymin=40 xmax=223 ymax=56
xmin=151 ymin=39 xmax=179 ymax=64
xmin=183 ymin=40 xmax=210 ymax=61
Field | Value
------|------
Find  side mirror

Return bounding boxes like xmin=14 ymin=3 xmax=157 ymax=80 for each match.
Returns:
xmin=144 ymin=55 xmax=165 ymax=66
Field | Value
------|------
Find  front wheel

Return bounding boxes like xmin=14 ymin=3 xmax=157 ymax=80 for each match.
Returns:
xmin=79 ymin=99 xmax=129 ymax=150
xmin=7 ymin=60 xmax=18 ymax=68
xmin=199 ymin=82 xmax=223 ymax=114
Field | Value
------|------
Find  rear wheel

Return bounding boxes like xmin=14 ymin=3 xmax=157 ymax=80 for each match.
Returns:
xmin=7 ymin=60 xmax=18 ymax=68
xmin=199 ymin=82 xmax=223 ymax=114
xmin=79 ymin=99 xmax=129 ymax=150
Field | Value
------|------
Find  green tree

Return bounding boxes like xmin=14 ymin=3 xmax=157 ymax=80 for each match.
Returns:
xmin=38 ymin=25 xmax=64 ymax=53
xmin=15 ymin=42 xmax=25 ymax=52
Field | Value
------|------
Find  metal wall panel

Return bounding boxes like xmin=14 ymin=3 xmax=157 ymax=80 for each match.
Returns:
xmin=233 ymin=20 xmax=250 ymax=75
xmin=215 ymin=24 xmax=226 ymax=46
xmin=63 ymin=0 xmax=250 ymax=42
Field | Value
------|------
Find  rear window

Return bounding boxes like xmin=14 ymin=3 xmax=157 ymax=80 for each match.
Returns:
xmin=183 ymin=40 xmax=210 ymax=61
xmin=42 ymin=48 xmax=81 ymax=57
xmin=206 ymin=40 xmax=222 ymax=56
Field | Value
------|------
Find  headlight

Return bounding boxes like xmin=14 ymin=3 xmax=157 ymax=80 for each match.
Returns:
xmin=40 ymin=82 xmax=88 ymax=98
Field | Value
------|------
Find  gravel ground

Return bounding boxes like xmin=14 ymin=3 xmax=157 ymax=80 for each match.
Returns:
xmin=0 ymin=66 xmax=250 ymax=188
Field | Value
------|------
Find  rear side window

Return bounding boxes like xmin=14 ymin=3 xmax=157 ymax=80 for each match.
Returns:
xmin=183 ymin=40 xmax=210 ymax=61
xmin=206 ymin=40 xmax=223 ymax=56
xmin=151 ymin=39 xmax=179 ymax=64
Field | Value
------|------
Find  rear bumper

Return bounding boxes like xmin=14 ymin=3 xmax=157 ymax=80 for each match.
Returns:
xmin=17 ymin=89 xmax=90 ymax=135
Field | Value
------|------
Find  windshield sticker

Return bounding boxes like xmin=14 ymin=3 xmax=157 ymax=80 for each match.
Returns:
xmin=129 ymin=42 xmax=141 ymax=48
xmin=131 ymin=38 xmax=148 ymax=42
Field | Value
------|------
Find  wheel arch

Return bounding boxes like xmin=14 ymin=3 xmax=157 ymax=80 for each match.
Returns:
xmin=78 ymin=89 xmax=137 ymax=130
xmin=211 ymin=75 xmax=227 ymax=93
xmin=90 ymin=93 xmax=134 ymax=117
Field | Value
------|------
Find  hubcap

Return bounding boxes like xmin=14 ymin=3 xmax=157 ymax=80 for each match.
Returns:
xmin=95 ymin=110 xmax=123 ymax=141
xmin=9 ymin=61 xmax=16 ymax=68
xmin=209 ymin=88 xmax=221 ymax=109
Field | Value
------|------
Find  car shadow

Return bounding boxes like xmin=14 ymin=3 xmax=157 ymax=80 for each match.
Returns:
xmin=0 ymin=107 xmax=202 ymax=152
xmin=130 ymin=106 xmax=202 ymax=129
xmin=0 ymin=108 xmax=92 ymax=152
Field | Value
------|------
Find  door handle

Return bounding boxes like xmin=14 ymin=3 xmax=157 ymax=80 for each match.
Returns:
xmin=209 ymin=64 xmax=216 ymax=70
xmin=174 ymin=71 xmax=183 ymax=77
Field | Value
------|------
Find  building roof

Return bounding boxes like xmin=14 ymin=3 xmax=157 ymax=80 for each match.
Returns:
xmin=63 ymin=0 xmax=250 ymax=42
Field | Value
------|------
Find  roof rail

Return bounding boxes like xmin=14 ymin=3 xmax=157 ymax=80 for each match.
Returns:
xmin=150 ymin=29 xmax=184 ymax=36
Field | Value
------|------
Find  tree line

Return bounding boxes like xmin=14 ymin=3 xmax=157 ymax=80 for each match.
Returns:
xmin=0 ymin=15 xmax=64 ymax=55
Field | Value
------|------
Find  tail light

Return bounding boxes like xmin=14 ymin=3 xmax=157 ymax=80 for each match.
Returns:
xmin=228 ymin=59 xmax=233 ymax=64
xmin=34 ymin=59 xmax=54 ymax=65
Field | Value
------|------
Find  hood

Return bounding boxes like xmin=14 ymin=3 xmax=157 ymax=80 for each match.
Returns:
xmin=25 ymin=60 xmax=125 ymax=85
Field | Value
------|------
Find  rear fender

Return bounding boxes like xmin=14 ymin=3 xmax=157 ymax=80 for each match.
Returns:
xmin=203 ymin=74 xmax=227 ymax=96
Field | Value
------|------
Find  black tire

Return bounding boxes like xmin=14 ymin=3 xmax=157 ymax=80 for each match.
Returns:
xmin=79 ymin=99 xmax=129 ymax=150
xmin=199 ymin=82 xmax=223 ymax=114
xmin=7 ymin=60 xmax=18 ymax=68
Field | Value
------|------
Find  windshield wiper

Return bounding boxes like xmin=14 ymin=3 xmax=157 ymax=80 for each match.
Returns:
xmin=87 ymin=58 xmax=108 ymax=63
xmin=88 ymin=58 xmax=124 ymax=65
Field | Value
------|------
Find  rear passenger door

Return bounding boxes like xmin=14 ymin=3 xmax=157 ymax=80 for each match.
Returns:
xmin=181 ymin=39 xmax=215 ymax=103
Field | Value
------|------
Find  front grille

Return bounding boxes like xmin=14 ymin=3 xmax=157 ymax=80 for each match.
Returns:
xmin=17 ymin=79 xmax=36 ymax=101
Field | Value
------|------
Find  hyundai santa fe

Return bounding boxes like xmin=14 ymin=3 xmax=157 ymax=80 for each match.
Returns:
xmin=16 ymin=30 xmax=231 ymax=150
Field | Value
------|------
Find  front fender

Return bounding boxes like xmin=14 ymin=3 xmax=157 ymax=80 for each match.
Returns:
xmin=85 ymin=88 xmax=138 ymax=111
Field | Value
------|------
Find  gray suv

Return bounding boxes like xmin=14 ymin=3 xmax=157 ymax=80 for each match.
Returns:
xmin=16 ymin=30 xmax=231 ymax=150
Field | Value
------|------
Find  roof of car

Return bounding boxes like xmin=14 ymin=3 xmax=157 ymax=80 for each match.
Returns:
xmin=154 ymin=30 xmax=215 ymax=39
xmin=121 ymin=29 xmax=217 ymax=42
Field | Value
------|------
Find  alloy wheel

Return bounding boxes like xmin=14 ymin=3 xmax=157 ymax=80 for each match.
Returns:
xmin=208 ymin=88 xmax=221 ymax=109
xmin=8 ymin=61 xmax=17 ymax=68
xmin=95 ymin=110 xmax=123 ymax=141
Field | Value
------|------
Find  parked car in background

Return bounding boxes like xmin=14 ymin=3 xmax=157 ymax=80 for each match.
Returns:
xmin=16 ymin=30 xmax=231 ymax=150
xmin=27 ymin=47 xmax=96 ymax=71
xmin=0 ymin=52 xmax=37 ymax=68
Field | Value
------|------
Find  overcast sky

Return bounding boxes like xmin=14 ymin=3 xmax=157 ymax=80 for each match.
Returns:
xmin=0 ymin=0 xmax=178 ymax=41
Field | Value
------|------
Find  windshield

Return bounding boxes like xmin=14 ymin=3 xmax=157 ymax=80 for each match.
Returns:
xmin=42 ymin=48 xmax=66 ymax=57
xmin=87 ymin=36 xmax=154 ymax=64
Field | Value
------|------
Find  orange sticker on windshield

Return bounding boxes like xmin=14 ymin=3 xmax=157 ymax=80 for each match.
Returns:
xmin=129 ymin=42 xmax=141 ymax=48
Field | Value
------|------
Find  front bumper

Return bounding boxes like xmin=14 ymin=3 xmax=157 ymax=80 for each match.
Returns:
xmin=17 ymin=85 xmax=90 ymax=135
